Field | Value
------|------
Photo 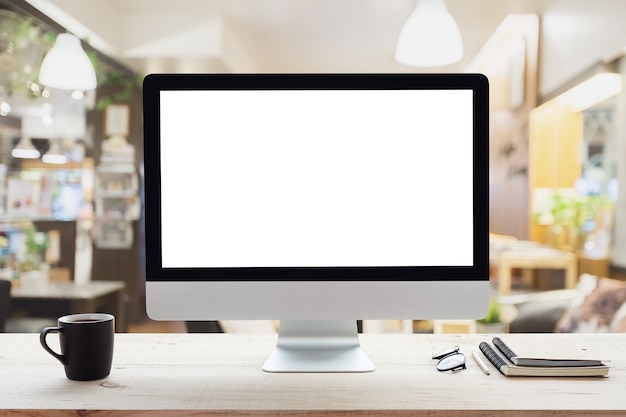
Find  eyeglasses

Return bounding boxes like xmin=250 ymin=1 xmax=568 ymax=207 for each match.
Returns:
xmin=432 ymin=346 xmax=466 ymax=372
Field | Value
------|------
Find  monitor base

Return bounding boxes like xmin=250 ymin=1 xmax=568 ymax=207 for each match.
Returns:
xmin=262 ymin=320 xmax=375 ymax=373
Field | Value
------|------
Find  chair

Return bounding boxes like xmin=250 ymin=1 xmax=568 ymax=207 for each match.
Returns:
xmin=185 ymin=320 xmax=277 ymax=333
xmin=0 ymin=279 xmax=56 ymax=333
xmin=0 ymin=280 xmax=11 ymax=332
xmin=185 ymin=321 xmax=223 ymax=333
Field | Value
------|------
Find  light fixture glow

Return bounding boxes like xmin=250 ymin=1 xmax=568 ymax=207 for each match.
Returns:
xmin=395 ymin=0 xmax=464 ymax=67
xmin=39 ymin=33 xmax=97 ymax=91
xmin=42 ymin=140 xmax=68 ymax=164
xmin=0 ymin=101 xmax=10 ymax=116
xmin=11 ymin=136 xmax=40 ymax=159
xmin=554 ymin=73 xmax=622 ymax=111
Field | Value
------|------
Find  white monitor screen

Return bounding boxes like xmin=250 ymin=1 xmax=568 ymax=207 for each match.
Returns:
xmin=159 ymin=89 xmax=473 ymax=270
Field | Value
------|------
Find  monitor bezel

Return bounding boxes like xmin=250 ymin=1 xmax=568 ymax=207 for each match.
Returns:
xmin=143 ymin=73 xmax=489 ymax=284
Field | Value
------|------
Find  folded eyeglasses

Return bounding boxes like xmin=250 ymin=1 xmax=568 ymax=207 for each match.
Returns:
xmin=432 ymin=346 xmax=466 ymax=372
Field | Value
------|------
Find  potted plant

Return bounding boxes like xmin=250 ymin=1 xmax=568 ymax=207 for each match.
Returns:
xmin=532 ymin=188 xmax=615 ymax=252
xmin=476 ymin=298 xmax=504 ymax=333
xmin=18 ymin=224 xmax=49 ymax=291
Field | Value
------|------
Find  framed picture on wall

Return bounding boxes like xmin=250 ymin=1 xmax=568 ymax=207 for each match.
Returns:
xmin=104 ymin=104 xmax=130 ymax=137
xmin=7 ymin=179 xmax=37 ymax=217
xmin=509 ymin=37 xmax=526 ymax=110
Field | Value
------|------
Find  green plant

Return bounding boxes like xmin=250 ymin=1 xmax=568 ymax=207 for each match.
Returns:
xmin=0 ymin=11 xmax=139 ymax=110
xmin=550 ymin=192 xmax=579 ymax=227
xmin=95 ymin=70 xmax=143 ymax=110
xmin=533 ymin=190 xmax=615 ymax=250
xmin=24 ymin=225 xmax=48 ymax=257
xmin=477 ymin=298 xmax=501 ymax=324
xmin=0 ymin=10 xmax=53 ymax=99
xmin=19 ymin=257 xmax=39 ymax=273
xmin=15 ymin=224 xmax=47 ymax=273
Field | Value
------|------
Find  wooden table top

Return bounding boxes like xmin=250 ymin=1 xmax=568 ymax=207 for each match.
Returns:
xmin=1 ymin=332 xmax=625 ymax=416
xmin=10 ymin=280 xmax=125 ymax=299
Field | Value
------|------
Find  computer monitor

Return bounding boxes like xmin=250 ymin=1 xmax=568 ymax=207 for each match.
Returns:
xmin=143 ymin=73 xmax=489 ymax=372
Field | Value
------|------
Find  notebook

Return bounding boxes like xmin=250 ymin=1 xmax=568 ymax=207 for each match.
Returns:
xmin=479 ymin=340 xmax=609 ymax=377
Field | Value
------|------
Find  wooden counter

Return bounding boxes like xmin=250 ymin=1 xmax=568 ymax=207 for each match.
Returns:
xmin=490 ymin=246 xmax=577 ymax=295
xmin=1 ymin=333 xmax=625 ymax=416
xmin=9 ymin=281 xmax=127 ymax=332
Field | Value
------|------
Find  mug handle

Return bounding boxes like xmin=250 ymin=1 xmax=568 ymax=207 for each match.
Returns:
xmin=40 ymin=327 xmax=67 ymax=365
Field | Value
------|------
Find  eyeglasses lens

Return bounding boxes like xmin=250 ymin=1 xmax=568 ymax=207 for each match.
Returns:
xmin=436 ymin=352 xmax=466 ymax=372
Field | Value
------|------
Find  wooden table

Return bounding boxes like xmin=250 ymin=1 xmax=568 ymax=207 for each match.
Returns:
xmin=490 ymin=245 xmax=578 ymax=295
xmin=10 ymin=281 xmax=126 ymax=332
xmin=1 ymin=333 xmax=624 ymax=416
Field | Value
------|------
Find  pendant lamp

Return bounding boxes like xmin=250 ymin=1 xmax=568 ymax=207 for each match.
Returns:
xmin=0 ymin=100 xmax=10 ymax=116
xmin=395 ymin=0 xmax=464 ymax=67
xmin=11 ymin=136 xmax=40 ymax=159
xmin=39 ymin=33 xmax=97 ymax=91
xmin=42 ymin=140 xmax=68 ymax=164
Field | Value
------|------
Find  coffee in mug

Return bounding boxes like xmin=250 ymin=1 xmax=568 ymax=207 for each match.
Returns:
xmin=40 ymin=313 xmax=115 ymax=381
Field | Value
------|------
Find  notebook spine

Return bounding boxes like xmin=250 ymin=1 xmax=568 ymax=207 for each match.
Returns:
xmin=479 ymin=342 xmax=508 ymax=375
xmin=492 ymin=337 xmax=516 ymax=363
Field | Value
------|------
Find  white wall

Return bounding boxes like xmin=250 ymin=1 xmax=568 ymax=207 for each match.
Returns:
xmin=613 ymin=57 xmax=626 ymax=267
xmin=540 ymin=0 xmax=626 ymax=98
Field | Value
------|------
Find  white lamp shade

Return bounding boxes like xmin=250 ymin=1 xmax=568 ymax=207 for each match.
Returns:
xmin=42 ymin=141 xmax=68 ymax=164
xmin=39 ymin=33 xmax=97 ymax=91
xmin=11 ymin=136 xmax=40 ymax=159
xmin=395 ymin=0 xmax=464 ymax=67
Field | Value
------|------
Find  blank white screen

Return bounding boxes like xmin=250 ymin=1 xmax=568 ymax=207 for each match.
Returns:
xmin=159 ymin=89 xmax=473 ymax=268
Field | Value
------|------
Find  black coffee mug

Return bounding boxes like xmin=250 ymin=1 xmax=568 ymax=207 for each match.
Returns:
xmin=40 ymin=313 xmax=115 ymax=381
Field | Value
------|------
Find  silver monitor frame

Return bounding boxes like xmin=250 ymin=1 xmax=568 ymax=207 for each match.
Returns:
xmin=143 ymin=74 xmax=490 ymax=372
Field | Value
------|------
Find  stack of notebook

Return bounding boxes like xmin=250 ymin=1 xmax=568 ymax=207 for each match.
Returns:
xmin=479 ymin=337 xmax=610 ymax=377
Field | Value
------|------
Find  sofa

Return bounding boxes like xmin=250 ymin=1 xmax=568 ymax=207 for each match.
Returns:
xmin=508 ymin=274 xmax=626 ymax=333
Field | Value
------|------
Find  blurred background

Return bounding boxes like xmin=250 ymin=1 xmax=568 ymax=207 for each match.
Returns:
xmin=1 ymin=0 xmax=625 ymax=334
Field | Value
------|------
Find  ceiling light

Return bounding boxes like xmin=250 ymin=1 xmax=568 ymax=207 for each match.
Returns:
xmin=554 ymin=73 xmax=622 ymax=111
xmin=39 ymin=33 xmax=97 ymax=91
xmin=395 ymin=0 xmax=464 ymax=67
xmin=42 ymin=140 xmax=68 ymax=164
xmin=11 ymin=136 xmax=40 ymax=159
xmin=0 ymin=101 xmax=10 ymax=116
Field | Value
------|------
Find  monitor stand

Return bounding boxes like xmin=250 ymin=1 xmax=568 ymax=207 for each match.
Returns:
xmin=262 ymin=320 xmax=375 ymax=373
